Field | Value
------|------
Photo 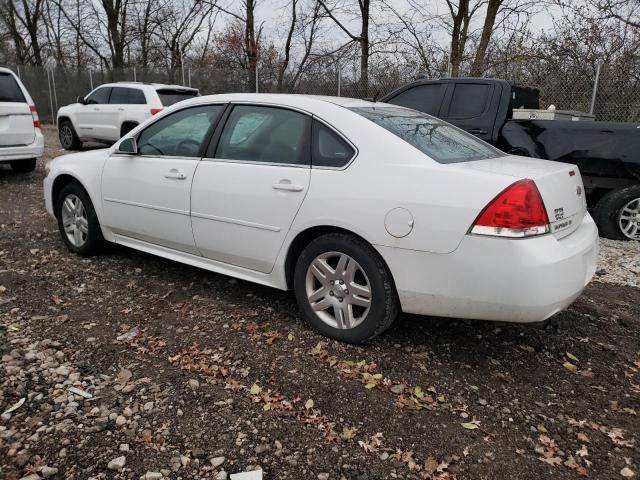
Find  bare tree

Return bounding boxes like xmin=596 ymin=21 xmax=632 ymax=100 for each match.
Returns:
xmin=318 ymin=0 xmax=372 ymax=94
xmin=0 ymin=0 xmax=45 ymax=65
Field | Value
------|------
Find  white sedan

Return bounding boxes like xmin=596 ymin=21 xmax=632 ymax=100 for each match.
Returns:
xmin=44 ymin=94 xmax=598 ymax=343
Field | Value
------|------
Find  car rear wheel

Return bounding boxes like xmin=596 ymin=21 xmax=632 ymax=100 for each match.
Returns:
xmin=9 ymin=158 xmax=36 ymax=173
xmin=59 ymin=120 xmax=82 ymax=150
xmin=56 ymin=183 xmax=103 ymax=255
xmin=594 ymin=185 xmax=640 ymax=241
xmin=293 ymin=232 xmax=399 ymax=343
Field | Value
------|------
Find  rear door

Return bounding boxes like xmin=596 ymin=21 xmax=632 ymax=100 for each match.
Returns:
xmin=104 ymin=87 xmax=129 ymax=140
xmin=0 ymin=72 xmax=34 ymax=147
xmin=440 ymin=82 xmax=499 ymax=141
xmin=191 ymin=104 xmax=311 ymax=273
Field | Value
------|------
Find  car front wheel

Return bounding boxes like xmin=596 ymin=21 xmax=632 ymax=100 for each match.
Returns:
xmin=59 ymin=120 xmax=82 ymax=150
xmin=293 ymin=232 xmax=399 ymax=343
xmin=56 ymin=183 xmax=103 ymax=255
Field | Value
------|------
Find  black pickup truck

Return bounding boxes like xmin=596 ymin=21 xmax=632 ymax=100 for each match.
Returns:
xmin=382 ymin=78 xmax=640 ymax=241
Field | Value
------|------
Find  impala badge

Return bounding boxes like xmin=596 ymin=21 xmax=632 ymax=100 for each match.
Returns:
xmin=577 ymin=186 xmax=582 ymax=196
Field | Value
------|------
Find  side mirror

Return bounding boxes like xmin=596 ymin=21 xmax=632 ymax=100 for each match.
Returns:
xmin=117 ymin=137 xmax=137 ymax=155
xmin=77 ymin=95 xmax=87 ymax=105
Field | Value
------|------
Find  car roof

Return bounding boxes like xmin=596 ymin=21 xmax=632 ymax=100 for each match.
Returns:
xmin=102 ymin=82 xmax=198 ymax=91
xmin=180 ymin=93 xmax=377 ymax=111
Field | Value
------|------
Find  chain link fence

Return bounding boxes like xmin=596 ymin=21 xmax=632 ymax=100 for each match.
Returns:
xmin=12 ymin=62 xmax=640 ymax=125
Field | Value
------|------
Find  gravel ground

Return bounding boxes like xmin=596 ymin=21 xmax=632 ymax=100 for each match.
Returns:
xmin=0 ymin=128 xmax=638 ymax=480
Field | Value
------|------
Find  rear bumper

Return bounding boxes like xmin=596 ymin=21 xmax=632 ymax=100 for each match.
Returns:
xmin=0 ymin=129 xmax=44 ymax=162
xmin=378 ymin=213 xmax=599 ymax=323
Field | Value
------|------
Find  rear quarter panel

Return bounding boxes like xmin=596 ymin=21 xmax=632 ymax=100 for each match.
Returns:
xmin=291 ymin=109 xmax=515 ymax=254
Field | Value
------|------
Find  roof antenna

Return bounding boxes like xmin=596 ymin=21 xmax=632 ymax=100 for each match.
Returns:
xmin=372 ymin=90 xmax=381 ymax=102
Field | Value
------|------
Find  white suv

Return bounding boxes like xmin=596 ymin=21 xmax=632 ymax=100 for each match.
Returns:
xmin=0 ymin=67 xmax=44 ymax=173
xmin=57 ymin=82 xmax=199 ymax=150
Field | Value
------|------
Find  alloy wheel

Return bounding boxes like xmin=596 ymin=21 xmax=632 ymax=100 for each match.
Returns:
xmin=60 ymin=125 xmax=73 ymax=148
xmin=61 ymin=194 xmax=89 ymax=247
xmin=618 ymin=197 xmax=640 ymax=240
xmin=305 ymin=251 xmax=372 ymax=329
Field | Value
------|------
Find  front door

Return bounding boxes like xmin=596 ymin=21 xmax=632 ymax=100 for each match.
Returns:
xmin=76 ymin=86 xmax=112 ymax=140
xmin=101 ymin=104 xmax=224 ymax=254
xmin=191 ymin=104 xmax=312 ymax=273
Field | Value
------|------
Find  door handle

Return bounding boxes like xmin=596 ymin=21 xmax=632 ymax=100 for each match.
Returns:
xmin=467 ymin=128 xmax=488 ymax=135
xmin=117 ymin=107 xmax=125 ymax=111
xmin=165 ymin=169 xmax=187 ymax=180
xmin=93 ymin=108 xmax=100 ymax=111
xmin=273 ymin=182 xmax=304 ymax=192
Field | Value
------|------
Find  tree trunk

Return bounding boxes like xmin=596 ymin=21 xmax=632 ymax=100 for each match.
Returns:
xmin=245 ymin=0 xmax=258 ymax=92
xmin=277 ymin=0 xmax=296 ymax=92
xmin=101 ymin=0 xmax=126 ymax=69
xmin=359 ymin=0 xmax=370 ymax=96
xmin=470 ymin=0 xmax=501 ymax=76
xmin=449 ymin=0 xmax=469 ymax=77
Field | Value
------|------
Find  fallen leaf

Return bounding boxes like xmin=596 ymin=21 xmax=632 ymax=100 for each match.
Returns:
xmin=620 ymin=467 xmax=635 ymax=478
xmin=305 ymin=399 xmax=314 ymax=409
xmin=576 ymin=445 xmax=588 ymax=457
xmin=250 ymin=383 xmax=262 ymax=395
xmin=341 ymin=427 xmax=355 ymax=440
xmin=365 ymin=383 xmax=376 ymax=389
xmin=537 ymin=424 xmax=548 ymax=433
xmin=540 ymin=456 xmax=562 ymax=466
xmin=563 ymin=361 xmax=577 ymax=372
xmin=287 ymin=333 xmax=293 ymax=341
xmin=461 ymin=422 xmax=479 ymax=430
xmin=577 ymin=432 xmax=590 ymax=443
xmin=566 ymin=352 xmax=579 ymax=362
xmin=263 ymin=403 xmax=271 ymax=411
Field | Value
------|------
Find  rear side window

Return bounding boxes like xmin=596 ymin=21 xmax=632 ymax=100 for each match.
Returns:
xmin=386 ymin=84 xmax=445 ymax=116
xmin=130 ymin=89 xmax=146 ymax=104
xmin=86 ymin=87 xmax=111 ymax=105
xmin=447 ymin=84 xmax=491 ymax=118
xmin=215 ymin=105 xmax=311 ymax=165
xmin=349 ymin=105 xmax=504 ymax=164
xmin=0 ymin=73 xmax=26 ymax=103
xmin=156 ymin=89 xmax=199 ymax=106
xmin=109 ymin=87 xmax=129 ymax=104
xmin=312 ymin=120 xmax=355 ymax=168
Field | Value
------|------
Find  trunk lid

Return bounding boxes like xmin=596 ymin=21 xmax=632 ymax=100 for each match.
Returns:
xmin=0 ymin=102 xmax=35 ymax=146
xmin=456 ymin=155 xmax=587 ymax=238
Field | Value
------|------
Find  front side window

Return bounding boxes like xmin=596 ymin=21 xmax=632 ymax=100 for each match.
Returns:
xmin=312 ymin=120 xmax=355 ymax=168
xmin=448 ymin=84 xmax=491 ymax=119
xmin=137 ymin=105 xmax=224 ymax=157
xmin=350 ymin=105 xmax=504 ymax=164
xmin=86 ymin=87 xmax=111 ymax=105
xmin=215 ymin=105 xmax=311 ymax=165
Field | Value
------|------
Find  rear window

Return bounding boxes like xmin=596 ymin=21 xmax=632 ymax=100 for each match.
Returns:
xmin=0 ymin=73 xmax=26 ymax=103
xmin=156 ymin=89 xmax=199 ymax=106
xmin=349 ymin=105 xmax=504 ymax=164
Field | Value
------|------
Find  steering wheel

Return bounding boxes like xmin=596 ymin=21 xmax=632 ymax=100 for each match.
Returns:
xmin=177 ymin=139 xmax=201 ymax=156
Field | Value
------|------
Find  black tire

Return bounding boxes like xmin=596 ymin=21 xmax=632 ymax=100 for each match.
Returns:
xmin=293 ymin=232 xmax=399 ymax=344
xmin=55 ymin=182 xmax=104 ymax=256
xmin=58 ymin=120 xmax=82 ymax=150
xmin=593 ymin=185 xmax=640 ymax=241
xmin=120 ymin=122 xmax=138 ymax=137
xmin=9 ymin=158 xmax=36 ymax=172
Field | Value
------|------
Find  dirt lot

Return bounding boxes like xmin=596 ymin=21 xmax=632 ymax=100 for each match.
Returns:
xmin=1 ymin=128 xmax=639 ymax=480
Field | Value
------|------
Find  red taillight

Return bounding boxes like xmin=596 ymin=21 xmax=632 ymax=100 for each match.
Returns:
xmin=150 ymin=108 xmax=163 ymax=116
xmin=470 ymin=179 xmax=550 ymax=238
xmin=30 ymin=105 xmax=41 ymax=129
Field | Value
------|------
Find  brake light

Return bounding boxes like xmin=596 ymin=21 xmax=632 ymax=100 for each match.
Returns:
xmin=30 ymin=105 xmax=41 ymax=129
xmin=150 ymin=108 xmax=163 ymax=116
xmin=470 ymin=179 xmax=550 ymax=238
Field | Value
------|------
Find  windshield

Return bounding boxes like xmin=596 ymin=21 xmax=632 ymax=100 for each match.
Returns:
xmin=156 ymin=89 xmax=199 ymax=106
xmin=349 ymin=105 xmax=505 ymax=164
